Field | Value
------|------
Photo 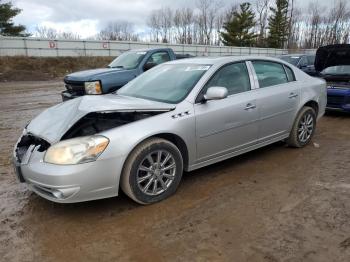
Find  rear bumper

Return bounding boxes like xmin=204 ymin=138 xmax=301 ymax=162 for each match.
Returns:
xmin=326 ymin=88 xmax=350 ymax=112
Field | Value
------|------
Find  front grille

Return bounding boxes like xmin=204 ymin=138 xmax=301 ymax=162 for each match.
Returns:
xmin=64 ymin=80 xmax=85 ymax=95
xmin=15 ymin=134 xmax=50 ymax=163
xmin=327 ymin=95 xmax=345 ymax=105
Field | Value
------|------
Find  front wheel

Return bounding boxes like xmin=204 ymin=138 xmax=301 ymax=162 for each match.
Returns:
xmin=287 ymin=106 xmax=316 ymax=148
xmin=120 ymin=138 xmax=183 ymax=204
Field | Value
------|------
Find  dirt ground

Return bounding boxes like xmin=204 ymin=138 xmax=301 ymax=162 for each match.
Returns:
xmin=0 ymin=81 xmax=349 ymax=262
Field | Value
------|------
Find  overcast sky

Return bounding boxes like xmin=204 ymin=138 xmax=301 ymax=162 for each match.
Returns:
xmin=11 ymin=0 xmax=330 ymax=38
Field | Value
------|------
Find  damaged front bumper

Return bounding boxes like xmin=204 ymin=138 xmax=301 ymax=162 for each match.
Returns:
xmin=13 ymin=132 xmax=124 ymax=203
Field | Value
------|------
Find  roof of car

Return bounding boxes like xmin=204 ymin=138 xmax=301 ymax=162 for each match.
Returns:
xmin=167 ymin=55 xmax=285 ymax=65
xmin=127 ymin=48 xmax=171 ymax=52
xmin=281 ymin=53 xmax=315 ymax=57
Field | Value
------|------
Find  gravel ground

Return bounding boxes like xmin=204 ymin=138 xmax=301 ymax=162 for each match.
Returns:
xmin=0 ymin=81 xmax=349 ymax=262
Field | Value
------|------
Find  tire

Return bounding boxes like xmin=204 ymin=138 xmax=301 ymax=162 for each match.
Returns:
xmin=120 ymin=138 xmax=183 ymax=205
xmin=287 ymin=106 xmax=316 ymax=148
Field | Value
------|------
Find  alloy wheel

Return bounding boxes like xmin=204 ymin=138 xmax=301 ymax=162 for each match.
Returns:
xmin=298 ymin=112 xmax=314 ymax=143
xmin=136 ymin=150 xmax=176 ymax=196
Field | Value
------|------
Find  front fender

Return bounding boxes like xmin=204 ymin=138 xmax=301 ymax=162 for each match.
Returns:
xmin=99 ymin=101 xmax=196 ymax=171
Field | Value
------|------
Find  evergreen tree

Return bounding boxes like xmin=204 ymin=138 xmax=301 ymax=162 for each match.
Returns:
xmin=267 ymin=0 xmax=289 ymax=48
xmin=220 ymin=3 xmax=256 ymax=47
xmin=0 ymin=0 xmax=28 ymax=36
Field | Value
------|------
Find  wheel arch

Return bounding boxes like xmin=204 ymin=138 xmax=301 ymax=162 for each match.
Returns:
xmin=121 ymin=132 xmax=190 ymax=177
xmin=303 ymin=100 xmax=319 ymax=116
xmin=149 ymin=133 xmax=189 ymax=171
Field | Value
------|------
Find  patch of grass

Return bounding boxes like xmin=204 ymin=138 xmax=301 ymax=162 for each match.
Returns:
xmin=0 ymin=56 xmax=113 ymax=81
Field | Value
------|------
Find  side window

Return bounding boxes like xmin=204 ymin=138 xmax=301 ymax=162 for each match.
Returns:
xmin=252 ymin=61 xmax=288 ymax=88
xmin=204 ymin=62 xmax=251 ymax=96
xmin=284 ymin=65 xmax=296 ymax=82
xmin=148 ymin=51 xmax=171 ymax=65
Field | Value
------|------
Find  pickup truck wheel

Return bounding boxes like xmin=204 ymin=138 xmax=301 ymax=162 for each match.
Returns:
xmin=287 ymin=106 xmax=316 ymax=148
xmin=121 ymin=138 xmax=183 ymax=205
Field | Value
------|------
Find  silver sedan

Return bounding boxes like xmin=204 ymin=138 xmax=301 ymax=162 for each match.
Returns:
xmin=13 ymin=56 xmax=327 ymax=204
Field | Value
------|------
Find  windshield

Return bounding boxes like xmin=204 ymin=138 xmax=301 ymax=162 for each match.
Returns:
xmin=321 ymin=65 xmax=350 ymax=75
xmin=108 ymin=51 xmax=146 ymax=69
xmin=280 ymin=56 xmax=300 ymax=66
xmin=117 ymin=64 xmax=211 ymax=104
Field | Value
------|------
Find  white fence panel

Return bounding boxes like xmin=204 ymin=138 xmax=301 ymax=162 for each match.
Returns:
xmin=0 ymin=36 xmax=313 ymax=57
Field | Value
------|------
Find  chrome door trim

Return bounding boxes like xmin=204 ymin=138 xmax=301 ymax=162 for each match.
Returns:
xmin=246 ymin=61 xmax=259 ymax=90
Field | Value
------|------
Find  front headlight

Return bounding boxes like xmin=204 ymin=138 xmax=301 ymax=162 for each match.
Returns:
xmin=84 ymin=81 xmax=102 ymax=94
xmin=44 ymin=135 xmax=109 ymax=165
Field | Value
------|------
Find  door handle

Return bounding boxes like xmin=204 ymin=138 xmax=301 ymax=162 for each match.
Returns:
xmin=245 ymin=103 xmax=256 ymax=110
xmin=288 ymin=92 xmax=298 ymax=98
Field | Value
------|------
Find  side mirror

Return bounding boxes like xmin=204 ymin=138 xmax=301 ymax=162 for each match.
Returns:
xmin=143 ymin=62 xmax=157 ymax=71
xmin=204 ymin=86 xmax=228 ymax=101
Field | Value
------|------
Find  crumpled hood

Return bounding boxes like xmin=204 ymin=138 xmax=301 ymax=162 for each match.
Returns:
xmin=315 ymin=44 xmax=350 ymax=72
xmin=65 ymin=67 xmax=125 ymax=81
xmin=27 ymin=94 xmax=175 ymax=144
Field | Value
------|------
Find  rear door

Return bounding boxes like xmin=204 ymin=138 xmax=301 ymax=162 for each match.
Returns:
xmin=194 ymin=61 xmax=259 ymax=162
xmin=250 ymin=60 xmax=300 ymax=142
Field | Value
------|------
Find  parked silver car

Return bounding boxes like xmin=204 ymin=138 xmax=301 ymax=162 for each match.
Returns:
xmin=13 ymin=56 xmax=327 ymax=204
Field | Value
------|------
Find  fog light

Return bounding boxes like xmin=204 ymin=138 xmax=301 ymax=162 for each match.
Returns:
xmin=52 ymin=190 xmax=64 ymax=199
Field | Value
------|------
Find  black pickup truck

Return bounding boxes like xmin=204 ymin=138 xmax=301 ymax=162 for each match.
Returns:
xmin=62 ymin=48 xmax=192 ymax=101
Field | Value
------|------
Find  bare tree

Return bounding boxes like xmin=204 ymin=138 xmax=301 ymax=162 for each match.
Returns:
xmin=158 ymin=7 xmax=173 ymax=43
xmin=213 ymin=12 xmax=225 ymax=45
xmin=99 ymin=21 xmax=138 ymax=41
xmin=254 ymin=0 xmax=270 ymax=47
xmin=287 ymin=0 xmax=294 ymax=48
xmin=35 ymin=26 xmax=80 ymax=39
xmin=287 ymin=7 xmax=302 ymax=49
xmin=173 ymin=7 xmax=194 ymax=44
xmin=196 ymin=0 xmax=220 ymax=45
xmin=35 ymin=26 xmax=58 ymax=39
xmin=147 ymin=10 xmax=161 ymax=42
xmin=302 ymin=1 xmax=324 ymax=48
xmin=328 ymin=0 xmax=350 ymax=44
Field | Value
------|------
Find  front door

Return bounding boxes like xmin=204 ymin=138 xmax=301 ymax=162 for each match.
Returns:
xmin=194 ymin=62 xmax=259 ymax=162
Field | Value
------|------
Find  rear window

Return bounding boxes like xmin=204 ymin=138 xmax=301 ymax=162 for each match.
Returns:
xmin=252 ymin=61 xmax=288 ymax=88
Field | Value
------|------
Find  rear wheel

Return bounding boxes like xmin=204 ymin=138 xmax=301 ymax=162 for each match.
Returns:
xmin=287 ymin=106 xmax=316 ymax=148
xmin=121 ymin=138 xmax=183 ymax=204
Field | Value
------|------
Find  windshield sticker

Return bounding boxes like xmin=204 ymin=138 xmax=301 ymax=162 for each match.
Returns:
xmin=291 ymin=56 xmax=300 ymax=59
xmin=185 ymin=66 xmax=210 ymax=71
xmin=136 ymin=52 xmax=147 ymax=55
